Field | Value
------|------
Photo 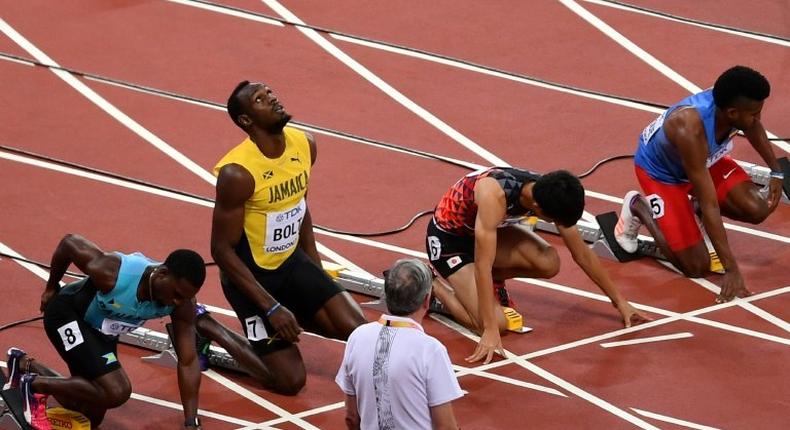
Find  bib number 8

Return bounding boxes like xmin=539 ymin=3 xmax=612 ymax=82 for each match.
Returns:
xmin=57 ymin=321 xmax=84 ymax=351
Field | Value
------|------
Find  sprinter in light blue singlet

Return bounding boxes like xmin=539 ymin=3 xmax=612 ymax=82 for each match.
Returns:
xmin=615 ymin=66 xmax=784 ymax=304
xmin=3 ymin=234 xmax=207 ymax=429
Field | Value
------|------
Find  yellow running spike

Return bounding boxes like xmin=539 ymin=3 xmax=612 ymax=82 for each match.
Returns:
xmin=709 ymin=251 xmax=725 ymax=274
xmin=321 ymin=261 xmax=346 ymax=279
xmin=47 ymin=407 xmax=91 ymax=430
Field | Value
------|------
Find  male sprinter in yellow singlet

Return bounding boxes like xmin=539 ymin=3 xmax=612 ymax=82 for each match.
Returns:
xmin=211 ymin=81 xmax=366 ymax=395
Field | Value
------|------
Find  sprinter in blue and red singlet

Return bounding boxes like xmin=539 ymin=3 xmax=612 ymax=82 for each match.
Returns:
xmin=615 ymin=66 xmax=784 ymax=303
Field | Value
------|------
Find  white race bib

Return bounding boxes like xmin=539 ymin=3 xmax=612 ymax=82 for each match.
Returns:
xmin=265 ymin=198 xmax=306 ymax=254
xmin=100 ymin=318 xmax=142 ymax=336
xmin=706 ymin=139 xmax=734 ymax=167
xmin=640 ymin=110 xmax=667 ymax=144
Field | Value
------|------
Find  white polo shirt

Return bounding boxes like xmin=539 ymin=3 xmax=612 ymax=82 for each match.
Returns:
xmin=336 ymin=314 xmax=463 ymax=430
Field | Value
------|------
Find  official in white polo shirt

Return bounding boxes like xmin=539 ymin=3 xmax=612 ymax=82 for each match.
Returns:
xmin=336 ymin=259 xmax=463 ymax=430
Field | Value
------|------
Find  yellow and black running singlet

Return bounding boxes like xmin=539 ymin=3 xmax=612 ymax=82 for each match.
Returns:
xmin=214 ymin=127 xmax=311 ymax=270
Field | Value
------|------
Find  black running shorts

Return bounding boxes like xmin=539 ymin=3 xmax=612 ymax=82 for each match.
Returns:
xmin=426 ymin=218 xmax=475 ymax=279
xmin=221 ymin=248 xmax=344 ymax=355
xmin=43 ymin=279 xmax=122 ymax=380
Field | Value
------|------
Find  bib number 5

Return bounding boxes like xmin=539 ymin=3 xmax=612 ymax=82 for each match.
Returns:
xmin=646 ymin=194 xmax=665 ymax=219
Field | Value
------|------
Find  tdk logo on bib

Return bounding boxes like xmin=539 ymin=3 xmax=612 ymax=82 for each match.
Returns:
xmin=265 ymin=198 xmax=306 ymax=253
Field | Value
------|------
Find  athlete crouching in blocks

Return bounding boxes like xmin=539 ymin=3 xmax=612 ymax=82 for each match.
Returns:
xmin=4 ymin=234 xmax=206 ymax=429
xmin=615 ymin=66 xmax=783 ymax=303
xmin=426 ymin=168 xmax=651 ymax=364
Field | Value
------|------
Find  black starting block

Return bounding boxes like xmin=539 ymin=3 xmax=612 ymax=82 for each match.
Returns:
xmin=0 ymin=387 xmax=34 ymax=430
xmin=593 ymin=212 xmax=665 ymax=263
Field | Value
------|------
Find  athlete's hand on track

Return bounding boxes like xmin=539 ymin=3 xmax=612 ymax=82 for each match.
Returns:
xmin=40 ymin=288 xmax=58 ymax=313
xmin=618 ymin=302 xmax=651 ymax=328
xmin=766 ymin=178 xmax=783 ymax=212
xmin=717 ymin=271 xmax=751 ymax=303
xmin=268 ymin=306 xmax=303 ymax=343
xmin=466 ymin=327 xmax=504 ymax=364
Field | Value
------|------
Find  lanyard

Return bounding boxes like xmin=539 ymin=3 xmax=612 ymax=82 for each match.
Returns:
xmin=378 ymin=317 xmax=421 ymax=331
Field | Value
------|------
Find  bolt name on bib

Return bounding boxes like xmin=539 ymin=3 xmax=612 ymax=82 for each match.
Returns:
xmin=265 ymin=198 xmax=306 ymax=253
xmin=268 ymin=171 xmax=308 ymax=204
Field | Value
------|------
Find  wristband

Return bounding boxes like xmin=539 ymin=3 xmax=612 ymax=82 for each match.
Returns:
xmin=265 ymin=302 xmax=282 ymax=318
xmin=769 ymin=171 xmax=784 ymax=180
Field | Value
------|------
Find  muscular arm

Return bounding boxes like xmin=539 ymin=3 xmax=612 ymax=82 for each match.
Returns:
xmin=558 ymin=225 xmax=626 ymax=305
xmin=472 ymin=178 xmax=506 ymax=334
xmin=464 ymin=178 xmax=507 ymax=363
xmin=42 ymin=234 xmax=120 ymax=310
xmin=297 ymin=132 xmax=321 ymax=265
xmin=210 ymin=164 xmax=279 ymax=312
xmin=170 ymin=301 xmax=201 ymax=428
xmin=558 ymin=226 xmax=648 ymax=327
xmin=667 ymin=109 xmax=739 ymax=274
xmin=743 ymin=118 xmax=783 ymax=210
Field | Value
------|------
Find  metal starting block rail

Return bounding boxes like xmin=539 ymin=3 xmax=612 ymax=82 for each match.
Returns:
xmin=737 ymin=156 xmax=790 ymax=203
xmin=119 ymin=327 xmax=244 ymax=373
xmin=533 ymin=216 xmax=664 ymax=263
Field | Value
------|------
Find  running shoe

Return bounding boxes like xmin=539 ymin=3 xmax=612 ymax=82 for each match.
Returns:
xmin=21 ymin=374 xmax=53 ymax=430
xmin=428 ymin=295 xmax=449 ymax=315
xmin=615 ymin=190 xmax=643 ymax=253
xmin=493 ymin=281 xmax=515 ymax=308
xmin=4 ymin=347 xmax=26 ymax=390
xmin=693 ymin=213 xmax=725 ymax=274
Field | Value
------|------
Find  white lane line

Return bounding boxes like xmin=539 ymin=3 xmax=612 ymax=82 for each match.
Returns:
xmin=3 ymin=151 xmax=788 ymax=346
xmin=0 ymin=18 xmax=218 ymax=184
xmin=8 ymin=52 xmax=788 ymax=243
xmin=0 ymin=151 xmax=214 ymax=208
xmin=600 ymin=332 xmax=693 ymax=348
xmin=239 ymin=402 xmax=345 ymax=430
xmin=631 ymin=407 xmax=722 ymax=430
xmin=658 ymin=260 xmax=790 ymax=334
xmin=3 ymin=148 xmax=788 ymax=346
xmin=328 ymin=34 xmax=665 ymax=115
xmin=461 ymin=286 xmax=790 ymax=375
xmin=451 ymin=363 xmax=567 ymax=398
xmin=202 ymin=370 xmax=318 ymax=430
xmin=558 ymin=0 xmax=789 ymax=154
xmin=428 ymin=315 xmax=566 ymax=397
xmin=259 ymin=0 xmax=507 ymax=167
xmin=260 ymin=0 xmax=609 ymax=224
xmin=427 ymin=319 xmax=658 ymax=428
xmin=310 ymin=231 xmax=790 ymax=347
xmin=0 ymin=355 xmax=256 ymax=427
xmin=582 ymin=0 xmax=790 ymax=48
xmin=129 ymin=393 xmax=260 ymax=427
xmin=165 ymin=0 xmax=284 ymax=26
xmin=316 ymin=242 xmax=370 ymax=276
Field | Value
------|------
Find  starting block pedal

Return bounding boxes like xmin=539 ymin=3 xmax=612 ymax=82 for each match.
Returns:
xmin=503 ymin=307 xmax=532 ymax=334
xmin=0 ymin=388 xmax=33 ymax=430
xmin=321 ymin=261 xmax=346 ymax=279
xmin=46 ymin=407 xmax=90 ymax=430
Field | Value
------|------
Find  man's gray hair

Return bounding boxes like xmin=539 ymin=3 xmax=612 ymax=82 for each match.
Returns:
xmin=384 ymin=259 xmax=433 ymax=316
